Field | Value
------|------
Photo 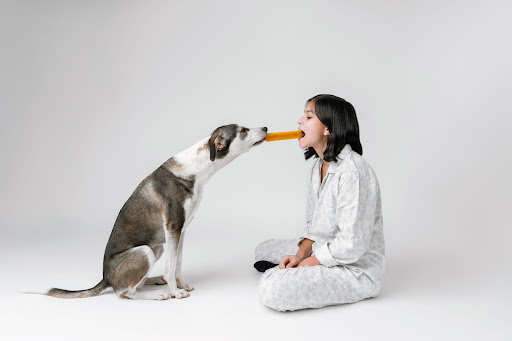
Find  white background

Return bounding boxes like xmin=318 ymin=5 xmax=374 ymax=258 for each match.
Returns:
xmin=1 ymin=1 xmax=511 ymax=340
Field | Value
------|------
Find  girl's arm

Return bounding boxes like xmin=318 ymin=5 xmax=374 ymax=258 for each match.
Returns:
xmin=297 ymin=238 xmax=314 ymax=259
xmin=279 ymin=238 xmax=321 ymax=268
xmin=279 ymin=161 xmax=322 ymax=269
xmin=314 ymin=170 xmax=376 ymax=267
xmin=295 ymin=239 xmax=321 ymax=266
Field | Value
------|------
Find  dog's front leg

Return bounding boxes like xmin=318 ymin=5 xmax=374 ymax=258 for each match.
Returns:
xmin=164 ymin=229 xmax=190 ymax=299
xmin=176 ymin=230 xmax=194 ymax=291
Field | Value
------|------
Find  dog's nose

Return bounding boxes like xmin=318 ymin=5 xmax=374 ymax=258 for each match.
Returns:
xmin=262 ymin=127 xmax=268 ymax=132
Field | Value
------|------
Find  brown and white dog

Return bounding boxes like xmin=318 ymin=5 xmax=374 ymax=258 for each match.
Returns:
xmin=27 ymin=124 xmax=267 ymax=300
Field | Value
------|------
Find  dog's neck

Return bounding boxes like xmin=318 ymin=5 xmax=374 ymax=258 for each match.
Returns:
xmin=161 ymin=137 xmax=233 ymax=184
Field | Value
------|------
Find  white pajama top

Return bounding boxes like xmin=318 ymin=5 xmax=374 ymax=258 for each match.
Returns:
xmin=299 ymin=144 xmax=385 ymax=286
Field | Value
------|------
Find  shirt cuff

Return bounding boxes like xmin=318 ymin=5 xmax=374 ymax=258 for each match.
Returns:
xmin=297 ymin=229 xmax=311 ymax=247
xmin=314 ymin=243 xmax=339 ymax=267
xmin=297 ymin=237 xmax=305 ymax=247
xmin=297 ymin=234 xmax=316 ymax=247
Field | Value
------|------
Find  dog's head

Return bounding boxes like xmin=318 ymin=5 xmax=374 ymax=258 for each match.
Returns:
xmin=208 ymin=124 xmax=267 ymax=162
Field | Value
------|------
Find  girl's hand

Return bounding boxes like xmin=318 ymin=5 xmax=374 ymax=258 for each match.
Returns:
xmin=279 ymin=255 xmax=305 ymax=269
xmin=297 ymin=255 xmax=321 ymax=267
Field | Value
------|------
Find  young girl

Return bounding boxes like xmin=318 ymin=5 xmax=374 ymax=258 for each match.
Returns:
xmin=254 ymin=94 xmax=385 ymax=312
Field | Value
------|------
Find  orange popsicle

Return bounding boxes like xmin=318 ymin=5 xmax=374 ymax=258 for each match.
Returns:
xmin=265 ymin=130 xmax=303 ymax=142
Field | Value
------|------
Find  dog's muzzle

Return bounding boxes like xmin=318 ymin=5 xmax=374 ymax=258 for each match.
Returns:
xmin=253 ymin=138 xmax=265 ymax=146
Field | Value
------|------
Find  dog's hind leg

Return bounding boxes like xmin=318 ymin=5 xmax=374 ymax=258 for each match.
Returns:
xmin=164 ymin=229 xmax=190 ymax=299
xmin=146 ymin=244 xmax=168 ymax=285
xmin=123 ymin=287 xmax=170 ymax=300
xmin=145 ymin=276 xmax=167 ymax=285
xmin=106 ymin=245 xmax=170 ymax=300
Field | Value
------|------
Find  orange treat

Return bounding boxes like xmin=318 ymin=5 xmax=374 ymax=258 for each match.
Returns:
xmin=265 ymin=130 xmax=303 ymax=142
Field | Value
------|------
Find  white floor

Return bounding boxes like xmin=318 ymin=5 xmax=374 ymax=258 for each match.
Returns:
xmin=1 ymin=230 xmax=509 ymax=341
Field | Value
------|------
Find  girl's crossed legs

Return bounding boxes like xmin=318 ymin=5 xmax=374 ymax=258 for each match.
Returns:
xmin=255 ymin=239 xmax=378 ymax=312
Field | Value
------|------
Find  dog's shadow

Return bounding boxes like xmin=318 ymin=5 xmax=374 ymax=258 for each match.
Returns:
xmin=135 ymin=266 xmax=245 ymax=293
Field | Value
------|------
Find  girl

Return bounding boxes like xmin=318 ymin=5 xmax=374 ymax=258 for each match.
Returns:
xmin=254 ymin=94 xmax=385 ymax=312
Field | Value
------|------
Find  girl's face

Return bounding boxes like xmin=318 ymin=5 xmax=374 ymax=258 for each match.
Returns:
xmin=297 ymin=101 xmax=330 ymax=152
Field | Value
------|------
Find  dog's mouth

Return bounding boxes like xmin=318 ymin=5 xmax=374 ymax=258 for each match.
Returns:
xmin=253 ymin=137 xmax=265 ymax=146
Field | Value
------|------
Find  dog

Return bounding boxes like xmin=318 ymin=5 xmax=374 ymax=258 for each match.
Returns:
xmin=30 ymin=124 xmax=267 ymax=300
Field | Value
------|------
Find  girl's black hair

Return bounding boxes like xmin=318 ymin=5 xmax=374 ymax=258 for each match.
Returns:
xmin=304 ymin=94 xmax=363 ymax=161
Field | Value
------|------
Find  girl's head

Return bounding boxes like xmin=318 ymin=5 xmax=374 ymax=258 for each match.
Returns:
xmin=297 ymin=94 xmax=363 ymax=162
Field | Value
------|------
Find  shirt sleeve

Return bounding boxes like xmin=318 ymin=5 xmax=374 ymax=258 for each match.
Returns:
xmin=314 ymin=170 xmax=376 ymax=267
xmin=298 ymin=161 xmax=317 ymax=247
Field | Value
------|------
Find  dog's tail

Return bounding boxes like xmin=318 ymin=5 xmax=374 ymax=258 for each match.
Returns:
xmin=21 ymin=279 xmax=109 ymax=299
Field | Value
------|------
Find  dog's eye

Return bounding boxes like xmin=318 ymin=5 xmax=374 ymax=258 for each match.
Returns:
xmin=240 ymin=127 xmax=248 ymax=133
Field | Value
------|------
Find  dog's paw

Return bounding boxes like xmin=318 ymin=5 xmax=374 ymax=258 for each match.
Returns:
xmin=177 ymin=279 xmax=194 ymax=292
xmin=170 ymin=288 xmax=190 ymax=299
xmin=154 ymin=290 xmax=171 ymax=301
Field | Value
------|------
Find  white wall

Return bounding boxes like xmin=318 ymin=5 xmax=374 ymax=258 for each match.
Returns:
xmin=1 ymin=0 xmax=511 ymax=278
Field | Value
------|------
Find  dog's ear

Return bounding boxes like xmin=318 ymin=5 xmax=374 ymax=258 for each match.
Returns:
xmin=209 ymin=133 xmax=227 ymax=162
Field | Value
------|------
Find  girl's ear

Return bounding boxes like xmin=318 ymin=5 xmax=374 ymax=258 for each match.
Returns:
xmin=323 ymin=127 xmax=330 ymax=136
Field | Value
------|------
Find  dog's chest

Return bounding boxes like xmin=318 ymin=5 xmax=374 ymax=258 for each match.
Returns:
xmin=182 ymin=185 xmax=204 ymax=230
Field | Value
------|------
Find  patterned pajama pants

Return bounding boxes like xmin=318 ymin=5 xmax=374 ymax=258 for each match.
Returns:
xmin=255 ymin=239 xmax=378 ymax=312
